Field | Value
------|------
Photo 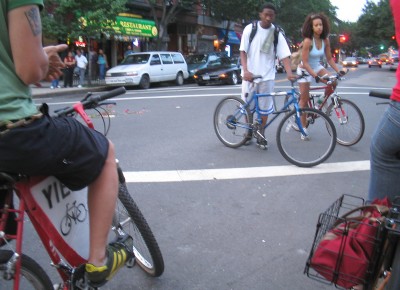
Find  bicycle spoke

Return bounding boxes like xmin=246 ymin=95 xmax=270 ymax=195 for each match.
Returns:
xmin=326 ymin=98 xmax=365 ymax=146
xmin=277 ymin=108 xmax=336 ymax=167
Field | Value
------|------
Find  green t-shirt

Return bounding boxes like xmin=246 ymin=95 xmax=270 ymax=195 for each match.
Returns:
xmin=0 ymin=0 xmax=43 ymax=121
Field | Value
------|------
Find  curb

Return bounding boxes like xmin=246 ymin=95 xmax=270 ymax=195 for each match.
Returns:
xmin=31 ymin=85 xmax=110 ymax=98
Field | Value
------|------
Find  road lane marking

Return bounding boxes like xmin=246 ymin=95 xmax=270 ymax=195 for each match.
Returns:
xmin=123 ymin=160 xmax=369 ymax=183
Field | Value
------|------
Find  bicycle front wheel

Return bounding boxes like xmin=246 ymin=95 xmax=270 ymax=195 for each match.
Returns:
xmin=113 ymin=169 xmax=164 ymax=277
xmin=325 ymin=98 xmax=365 ymax=146
xmin=0 ymin=250 xmax=54 ymax=290
xmin=213 ymin=96 xmax=252 ymax=148
xmin=277 ymin=108 xmax=337 ymax=167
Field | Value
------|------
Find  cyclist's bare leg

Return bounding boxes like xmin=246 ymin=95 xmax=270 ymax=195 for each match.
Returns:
xmin=87 ymin=141 xmax=118 ymax=266
xmin=298 ymin=81 xmax=310 ymax=127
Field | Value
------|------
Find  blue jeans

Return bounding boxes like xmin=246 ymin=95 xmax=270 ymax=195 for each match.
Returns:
xmin=368 ymin=100 xmax=400 ymax=203
xmin=79 ymin=67 xmax=86 ymax=86
xmin=98 ymin=64 xmax=106 ymax=80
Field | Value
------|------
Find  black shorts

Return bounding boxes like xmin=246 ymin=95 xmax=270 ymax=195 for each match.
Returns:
xmin=0 ymin=115 xmax=109 ymax=190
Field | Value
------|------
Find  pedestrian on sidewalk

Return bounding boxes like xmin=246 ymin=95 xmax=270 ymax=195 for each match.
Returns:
xmin=97 ymin=49 xmax=108 ymax=81
xmin=63 ymin=51 xmax=75 ymax=88
xmin=75 ymin=49 xmax=88 ymax=88
xmin=50 ymin=77 xmax=61 ymax=89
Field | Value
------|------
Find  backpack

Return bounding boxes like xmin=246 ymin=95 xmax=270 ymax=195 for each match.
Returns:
xmin=248 ymin=21 xmax=291 ymax=55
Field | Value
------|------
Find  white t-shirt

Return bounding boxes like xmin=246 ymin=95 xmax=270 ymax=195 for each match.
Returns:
xmin=75 ymin=54 xmax=88 ymax=69
xmin=239 ymin=22 xmax=291 ymax=81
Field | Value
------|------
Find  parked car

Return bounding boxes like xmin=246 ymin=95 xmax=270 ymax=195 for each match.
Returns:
xmin=390 ymin=58 xmax=398 ymax=71
xmin=193 ymin=55 xmax=242 ymax=86
xmin=105 ymin=51 xmax=189 ymax=89
xmin=368 ymin=58 xmax=382 ymax=68
xmin=342 ymin=57 xmax=358 ymax=67
xmin=356 ymin=57 xmax=367 ymax=64
xmin=276 ymin=58 xmax=285 ymax=73
xmin=186 ymin=52 xmax=228 ymax=80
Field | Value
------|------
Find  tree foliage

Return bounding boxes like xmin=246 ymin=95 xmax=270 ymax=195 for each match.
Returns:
xmin=354 ymin=0 xmax=394 ymax=55
xmin=41 ymin=0 xmax=128 ymax=41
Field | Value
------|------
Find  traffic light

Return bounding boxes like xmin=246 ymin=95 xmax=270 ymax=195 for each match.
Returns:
xmin=380 ymin=44 xmax=385 ymax=50
xmin=339 ymin=34 xmax=347 ymax=43
xmin=392 ymin=35 xmax=396 ymax=40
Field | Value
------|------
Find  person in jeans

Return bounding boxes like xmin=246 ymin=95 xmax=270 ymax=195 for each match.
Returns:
xmin=97 ymin=49 xmax=108 ymax=81
xmin=75 ymin=48 xmax=88 ymax=88
xmin=369 ymin=1 xmax=400 ymax=289
xmin=239 ymin=2 xmax=295 ymax=149
xmin=0 ymin=1 xmax=131 ymax=287
xmin=369 ymin=0 xmax=400 ymax=206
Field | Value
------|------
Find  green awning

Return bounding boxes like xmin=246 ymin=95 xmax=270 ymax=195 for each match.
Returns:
xmin=112 ymin=16 xmax=158 ymax=38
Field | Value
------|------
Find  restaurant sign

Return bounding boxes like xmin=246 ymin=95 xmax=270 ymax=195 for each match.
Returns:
xmin=112 ymin=16 xmax=158 ymax=38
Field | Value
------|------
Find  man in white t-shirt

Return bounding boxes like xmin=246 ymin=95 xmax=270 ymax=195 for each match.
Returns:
xmin=240 ymin=2 xmax=295 ymax=149
xmin=75 ymin=49 xmax=88 ymax=88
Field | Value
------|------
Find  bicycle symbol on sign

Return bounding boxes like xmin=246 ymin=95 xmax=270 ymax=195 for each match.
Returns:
xmin=60 ymin=200 xmax=88 ymax=236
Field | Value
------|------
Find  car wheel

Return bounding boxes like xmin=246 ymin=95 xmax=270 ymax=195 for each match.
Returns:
xmin=198 ymin=82 xmax=206 ymax=86
xmin=139 ymin=75 xmax=150 ymax=89
xmin=175 ymin=72 xmax=184 ymax=86
xmin=228 ymin=72 xmax=238 ymax=85
xmin=379 ymin=65 xmax=382 ymax=68
xmin=369 ymin=65 xmax=371 ymax=68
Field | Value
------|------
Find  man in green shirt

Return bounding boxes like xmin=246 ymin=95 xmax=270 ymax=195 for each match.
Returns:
xmin=0 ymin=1 xmax=130 ymax=286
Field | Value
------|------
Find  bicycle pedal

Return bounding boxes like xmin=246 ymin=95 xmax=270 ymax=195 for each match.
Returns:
xmin=125 ymin=256 xmax=136 ymax=268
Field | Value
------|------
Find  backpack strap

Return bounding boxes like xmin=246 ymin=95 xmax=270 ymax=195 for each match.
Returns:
xmin=273 ymin=25 xmax=281 ymax=55
xmin=248 ymin=21 xmax=258 ymax=52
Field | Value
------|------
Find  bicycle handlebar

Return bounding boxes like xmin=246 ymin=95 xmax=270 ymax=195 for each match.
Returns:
xmin=369 ymin=90 xmax=391 ymax=99
xmin=54 ymin=87 xmax=126 ymax=117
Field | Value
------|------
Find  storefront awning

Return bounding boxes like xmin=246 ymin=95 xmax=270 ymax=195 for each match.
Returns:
xmin=218 ymin=29 xmax=241 ymax=45
xmin=111 ymin=16 xmax=158 ymax=38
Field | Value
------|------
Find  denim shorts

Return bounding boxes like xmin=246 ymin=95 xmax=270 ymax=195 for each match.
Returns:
xmin=296 ymin=65 xmax=325 ymax=83
xmin=0 ymin=115 xmax=109 ymax=190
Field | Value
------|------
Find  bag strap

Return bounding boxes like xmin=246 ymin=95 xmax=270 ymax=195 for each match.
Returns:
xmin=340 ymin=204 xmax=389 ymax=219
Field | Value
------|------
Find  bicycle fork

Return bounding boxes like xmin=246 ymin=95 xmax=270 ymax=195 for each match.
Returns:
xmin=332 ymin=96 xmax=348 ymax=124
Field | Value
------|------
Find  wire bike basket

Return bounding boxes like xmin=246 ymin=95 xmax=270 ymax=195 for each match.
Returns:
xmin=304 ymin=194 xmax=387 ymax=289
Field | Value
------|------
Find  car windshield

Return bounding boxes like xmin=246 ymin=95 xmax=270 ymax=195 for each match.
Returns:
xmin=345 ymin=57 xmax=356 ymax=61
xmin=120 ymin=54 xmax=150 ymax=65
xmin=186 ymin=54 xmax=207 ymax=64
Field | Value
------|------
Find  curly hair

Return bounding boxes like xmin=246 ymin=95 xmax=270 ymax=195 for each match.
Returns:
xmin=301 ymin=13 xmax=330 ymax=39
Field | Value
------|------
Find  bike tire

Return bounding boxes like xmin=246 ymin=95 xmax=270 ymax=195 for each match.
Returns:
xmin=325 ymin=98 xmax=365 ymax=146
xmin=213 ymin=96 xmax=252 ymax=148
xmin=0 ymin=250 xmax=54 ymax=290
xmin=113 ymin=169 xmax=164 ymax=277
xmin=276 ymin=108 xmax=337 ymax=167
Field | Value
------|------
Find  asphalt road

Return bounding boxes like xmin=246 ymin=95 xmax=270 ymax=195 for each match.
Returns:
xmin=21 ymin=64 xmax=397 ymax=290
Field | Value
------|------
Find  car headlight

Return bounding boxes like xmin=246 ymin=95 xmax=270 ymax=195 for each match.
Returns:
xmin=106 ymin=72 xmax=111 ymax=77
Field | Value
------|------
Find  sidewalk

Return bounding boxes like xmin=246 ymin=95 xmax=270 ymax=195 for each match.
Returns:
xmin=31 ymin=81 xmax=108 ymax=98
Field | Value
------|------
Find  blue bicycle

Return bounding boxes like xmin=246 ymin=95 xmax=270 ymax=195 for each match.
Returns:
xmin=213 ymin=77 xmax=337 ymax=167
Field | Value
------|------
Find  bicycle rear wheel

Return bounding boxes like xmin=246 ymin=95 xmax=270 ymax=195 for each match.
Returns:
xmin=213 ymin=96 xmax=252 ymax=148
xmin=0 ymin=250 xmax=54 ymax=290
xmin=325 ymin=98 xmax=365 ymax=146
xmin=276 ymin=108 xmax=336 ymax=167
xmin=113 ymin=167 xmax=164 ymax=277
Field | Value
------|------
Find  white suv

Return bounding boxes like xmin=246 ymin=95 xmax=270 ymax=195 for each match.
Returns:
xmin=105 ymin=51 xmax=189 ymax=89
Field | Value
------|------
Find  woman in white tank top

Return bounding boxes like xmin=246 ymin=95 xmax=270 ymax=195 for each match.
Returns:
xmin=297 ymin=13 xmax=344 ymax=140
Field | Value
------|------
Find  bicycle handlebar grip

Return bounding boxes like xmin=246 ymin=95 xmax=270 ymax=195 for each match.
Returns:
xmin=369 ymin=90 xmax=391 ymax=99
xmin=96 ymin=86 xmax=126 ymax=102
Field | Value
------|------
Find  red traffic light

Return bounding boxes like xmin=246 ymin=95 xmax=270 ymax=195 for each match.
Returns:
xmin=392 ymin=35 xmax=396 ymax=40
xmin=339 ymin=34 xmax=347 ymax=43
